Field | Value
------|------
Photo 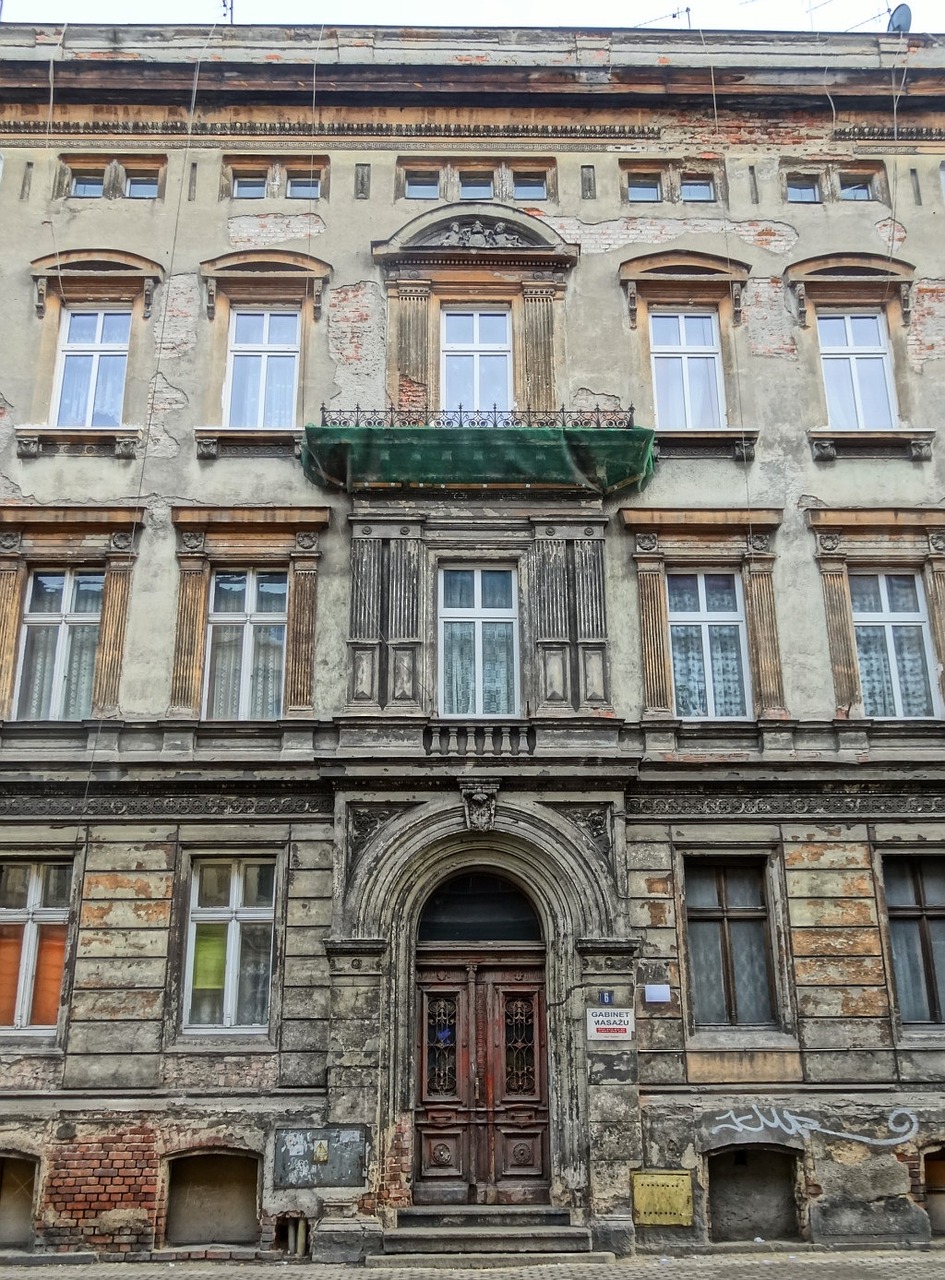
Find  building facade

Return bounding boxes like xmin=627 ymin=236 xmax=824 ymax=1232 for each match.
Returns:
xmin=1 ymin=19 xmax=945 ymax=1261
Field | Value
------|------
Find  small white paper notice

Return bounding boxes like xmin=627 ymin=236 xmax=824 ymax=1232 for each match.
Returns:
xmin=644 ymin=983 xmax=672 ymax=1004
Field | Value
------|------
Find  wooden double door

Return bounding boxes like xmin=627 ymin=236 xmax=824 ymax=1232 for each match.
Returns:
xmin=414 ymin=948 xmax=549 ymax=1204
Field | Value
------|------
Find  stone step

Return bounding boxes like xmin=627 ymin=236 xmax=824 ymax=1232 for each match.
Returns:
xmin=397 ymin=1206 xmax=573 ymax=1230
xmin=382 ymin=1226 xmax=593 ymax=1255
xmin=366 ymin=1252 xmax=616 ymax=1269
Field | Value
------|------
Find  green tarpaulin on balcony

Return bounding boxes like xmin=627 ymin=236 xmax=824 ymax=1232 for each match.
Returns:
xmin=301 ymin=425 xmax=656 ymax=495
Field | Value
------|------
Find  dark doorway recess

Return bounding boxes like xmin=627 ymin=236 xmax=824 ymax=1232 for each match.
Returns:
xmin=708 ymin=1146 xmax=800 ymax=1242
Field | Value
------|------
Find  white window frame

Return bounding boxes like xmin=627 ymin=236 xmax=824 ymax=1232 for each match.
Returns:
xmin=667 ymin=570 xmax=752 ymax=720
xmin=512 ymin=171 xmax=547 ymax=200
xmin=786 ymin=174 xmax=822 ymax=203
xmin=440 ymin=307 xmax=513 ymax=413
xmin=51 ymin=308 xmax=131 ymax=430
xmin=627 ymin=171 xmax=663 ymax=202
xmin=125 ymin=172 xmax=160 ymax=199
xmin=681 ymin=174 xmax=716 ymax=202
xmin=286 ymin=172 xmax=321 ymax=199
xmin=183 ymin=858 xmax=275 ymax=1032
xmin=13 ymin=569 xmax=104 ymax=721
xmin=404 ymin=169 xmax=440 ymax=199
xmin=816 ymin=310 xmax=898 ymax=431
xmin=232 ymin=173 xmax=267 ymax=199
xmin=224 ymin=308 xmax=300 ymax=431
xmin=202 ymin=568 xmax=289 ymax=720
xmin=459 ymin=170 xmax=494 ymax=200
xmin=70 ymin=171 xmax=104 ymax=198
xmin=650 ymin=308 xmax=726 ymax=431
xmin=0 ymin=862 xmax=71 ymax=1033
xmin=849 ymin=572 xmax=941 ymax=719
xmin=438 ymin=565 xmax=520 ymax=719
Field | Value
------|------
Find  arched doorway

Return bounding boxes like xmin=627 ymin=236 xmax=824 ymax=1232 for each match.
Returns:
xmin=413 ymin=871 xmax=548 ymax=1205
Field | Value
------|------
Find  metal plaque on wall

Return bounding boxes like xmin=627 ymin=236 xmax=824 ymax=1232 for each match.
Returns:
xmin=274 ymin=1126 xmax=367 ymax=1188
xmin=632 ymin=1170 xmax=694 ymax=1225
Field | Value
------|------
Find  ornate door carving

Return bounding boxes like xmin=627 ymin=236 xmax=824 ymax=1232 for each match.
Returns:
xmin=414 ymin=950 xmax=549 ymax=1204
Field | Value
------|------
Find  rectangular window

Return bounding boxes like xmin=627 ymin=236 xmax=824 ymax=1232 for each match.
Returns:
xmin=226 ymin=309 xmax=299 ymax=430
xmin=204 ymin=569 xmax=288 ymax=720
xmin=54 ymin=309 xmax=131 ymax=430
xmin=849 ymin=573 xmax=937 ymax=718
xmin=459 ymin=170 xmax=494 ymax=200
xmin=685 ymin=861 xmax=776 ymax=1027
xmin=184 ymin=859 xmax=275 ymax=1030
xmin=650 ymin=310 xmax=724 ymax=430
xmin=441 ymin=309 xmax=512 ymax=413
xmin=885 ymin=857 xmax=945 ymax=1023
xmin=840 ymin=173 xmax=873 ymax=200
xmin=405 ymin=170 xmax=440 ymax=199
xmin=816 ymin=312 xmax=896 ymax=431
xmin=233 ymin=174 xmax=267 ymax=199
xmin=627 ymin=172 xmax=662 ymax=202
xmin=14 ymin=570 xmax=104 ymax=721
xmin=0 ymin=862 xmax=70 ymax=1030
xmin=286 ymin=173 xmax=320 ymax=199
xmin=681 ymin=175 xmax=715 ymax=202
xmin=512 ymin=171 xmax=547 ymax=200
xmin=439 ymin=566 xmax=519 ymax=718
xmin=787 ymin=174 xmax=821 ymax=203
xmin=70 ymin=172 xmax=104 ymax=198
xmin=125 ymin=173 xmax=159 ymax=199
xmin=667 ymin=572 xmax=750 ymax=719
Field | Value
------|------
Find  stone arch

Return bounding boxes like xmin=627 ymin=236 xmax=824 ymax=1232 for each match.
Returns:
xmin=373 ymin=202 xmax=578 ymax=258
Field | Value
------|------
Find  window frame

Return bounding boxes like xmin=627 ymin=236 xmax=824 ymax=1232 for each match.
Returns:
xmin=839 ymin=172 xmax=875 ymax=201
xmin=626 ymin=171 xmax=663 ymax=203
xmin=458 ymin=169 xmax=495 ymax=201
xmin=680 ymin=173 xmax=716 ymax=203
xmin=439 ymin=306 xmax=513 ymax=414
xmin=649 ymin=307 xmax=726 ymax=431
xmin=511 ymin=171 xmax=548 ymax=201
xmin=202 ymin=567 xmax=289 ymax=721
xmin=12 ymin=567 xmax=106 ymax=722
xmin=786 ymin=173 xmax=822 ymax=203
xmin=404 ymin=169 xmax=441 ymax=200
xmin=848 ymin=571 xmax=940 ymax=719
xmin=683 ymin=857 xmax=779 ymax=1030
xmin=0 ymin=861 xmax=71 ymax=1034
xmin=816 ymin=309 xmax=898 ymax=432
xmin=50 ymin=307 xmax=132 ymax=431
xmin=666 ymin=569 xmax=753 ymax=720
xmin=437 ymin=564 xmax=521 ymax=719
xmin=285 ymin=172 xmax=321 ymax=200
xmin=223 ymin=307 xmax=301 ymax=431
xmin=883 ymin=855 xmax=945 ymax=1026
xmin=182 ymin=857 xmax=276 ymax=1034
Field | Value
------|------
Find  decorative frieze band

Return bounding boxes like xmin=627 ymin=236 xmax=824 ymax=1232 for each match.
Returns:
xmin=626 ymin=791 xmax=945 ymax=818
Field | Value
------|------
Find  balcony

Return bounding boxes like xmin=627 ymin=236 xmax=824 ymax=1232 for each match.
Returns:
xmin=302 ymin=406 xmax=655 ymax=495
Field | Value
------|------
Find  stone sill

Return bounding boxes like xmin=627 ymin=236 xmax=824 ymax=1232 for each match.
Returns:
xmin=686 ymin=1030 xmax=799 ymax=1051
xmin=654 ymin=428 xmax=758 ymax=462
xmin=808 ymin=428 xmax=934 ymax=461
xmin=194 ymin=428 xmax=303 ymax=459
xmin=14 ymin=426 xmax=141 ymax=459
xmin=166 ymin=1035 xmax=277 ymax=1054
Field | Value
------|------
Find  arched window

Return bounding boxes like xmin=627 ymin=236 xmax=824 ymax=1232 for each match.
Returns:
xmin=418 ymin=872 xmax=542 ymax=944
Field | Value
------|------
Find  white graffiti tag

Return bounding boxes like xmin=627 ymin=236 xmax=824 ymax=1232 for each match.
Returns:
xmin=709 ymin=1103 xmax=919 ymax=1148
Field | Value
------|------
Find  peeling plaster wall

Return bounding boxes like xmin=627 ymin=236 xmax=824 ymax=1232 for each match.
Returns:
xmin=538 ymin=214 xmax=799 ymax=257
xmin=327 ymin=281 xmax=386 ymax=405
xmin=228 ymin=212 xmax=325 ymax=249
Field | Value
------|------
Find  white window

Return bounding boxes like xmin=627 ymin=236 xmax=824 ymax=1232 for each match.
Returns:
xmin=839 ymin=173 xmax=873 ymax=201
xmin=125 ymin=173 xmax=159 ymax=199
xmin=184 ymin=860 xmax=275 ymax=1030
xmin=70 ymin=172 xmax=104 ymax=198
xmin=512 ymin=171 xmax=547 ymax=200
xmin=667 ymin=572 xmax=751 ymax=719
xmin=817 ymin=312 xmax=896 ymax=430
xmin=14 ymin=570 xmax=104 ymax=721
xmin=232 ymin=174 xmax=267 ymax=198
xmin=0 ymin=862 xmax=70 ymax=1031
xmin=53 ymin=309 xmax=130 ymax=429
xmin=459 ymin=170 xmax=494 ymax=200
xmin=681 ymin=175 xmax=715 ymax=202
xmin=225 ymin=310 xmax=300 ymax=430
xmin=405 ymin=170 xmax=439 ymax=199
xmin=650 ymin=310 xmax=725 ymax=430
xmin=286 ymin=173 xmax=320 ymax=199
xmin=204 ymin=569 xmax=288 ymax=720
xmin=439 ymin=567 xmax=519 ymax=718
xmin=850 ymin=573 xmax=938 ymax=718
xmin=627 ymin=172 xmax=662 ymax=202
xmin=441 ymin=309 xmax=512 ymax=413
xmin=787 ymin=174 xmax=821 ymax=203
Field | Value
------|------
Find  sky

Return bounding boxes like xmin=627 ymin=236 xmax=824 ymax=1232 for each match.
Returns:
xmin=0 ymin=0 xmax=932 ymax=37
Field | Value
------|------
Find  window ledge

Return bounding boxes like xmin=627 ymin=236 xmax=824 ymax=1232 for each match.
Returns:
xmin=687 ymin=1029 xmax=798 ymax=1051
xmin=167 ymin=1033 xmax=277 ymax=1053
xmin=194 ymin=428 xmax=303 ymax=460
xmin=0 ymin=1032 xmax=63 ymax=1053
xmin=655 ymin=428 xmax=758 ymax=463
xmin=15 ymin=426 xmax=141 ymax=459
xmin=809 ymin=428 xmax=934 ymax=461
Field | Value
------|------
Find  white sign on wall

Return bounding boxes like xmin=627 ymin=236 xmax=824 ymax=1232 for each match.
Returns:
xmin=586 ymin=1006 xmax=634 ymax=1041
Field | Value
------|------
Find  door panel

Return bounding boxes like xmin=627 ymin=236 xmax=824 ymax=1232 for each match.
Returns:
xmin=415 ymin=952 xmax=548 ymax=1204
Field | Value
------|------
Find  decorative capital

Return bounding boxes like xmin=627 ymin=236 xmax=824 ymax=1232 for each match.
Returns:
xmin=929 ymin=532 xmax=945 ymax=554
xmin=196 ymin=437 xmax=219 ymax=461
xmin=110 ymin=530 xmax=134 ymax=552
xmin=16 ymin=436 xmax=41 ymax=459
xmin=910 ymin=438 xmax=932 ymax=462
xmin=0 ymin=530 xmax=22 ymax=553
xmin=460 ymin=779 xmax=500 ymax=832
xmin=733 ymin=438 xmax=755 ymax=463
xmin=635 ymin=532 xmax=659 ymax=553
xmin=748 ymin=532 xmax=770 ymax=553
xmin=818 ymin=532 xmax=842 ymax=553
xmin=180 ymin=530 xmax=206 ymax=553
xmin=113 ymin=437 xmax=137 ymax=460
xmin=296 ymin=530 xmax=320 ymax=551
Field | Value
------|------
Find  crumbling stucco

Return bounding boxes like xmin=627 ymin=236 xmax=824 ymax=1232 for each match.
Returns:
xmin=153 ymin=274 xmax=200 ymax=363
xmin=743 ymin=277 xmax=798 ymax=358
xmin=538 ymin=215 xmax=798 ymax=257
xmin=874 ymin=216 xmax=907 ymax=254
xmin=907 ymin=280 xmax=945 ymax=372
xmin=327 ymin=281 xmax=386 ymax=405
xmin=228 ymin=212 xmax=326 ymax=249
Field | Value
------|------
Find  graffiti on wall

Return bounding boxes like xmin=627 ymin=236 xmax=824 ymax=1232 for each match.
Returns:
xmin=708 ymin=1103 xmax=919 ymax=1148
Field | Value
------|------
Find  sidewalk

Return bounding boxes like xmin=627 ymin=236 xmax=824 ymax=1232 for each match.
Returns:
xmin=2 ymin=1251 xmax=945 ymax=1280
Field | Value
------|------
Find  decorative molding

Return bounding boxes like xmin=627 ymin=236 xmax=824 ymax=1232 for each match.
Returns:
xmin=0 ymin=788 xmax=334 ymax=819
xmin=0 ymin=532 xmax=22 ymax=552
xmin=348 ymin=803 xmax=414 ymax=857
xmin=109 ymin=530 xmax=134 ymax=552
xmin=818 ymin=532 xmax=842 ymax=552
xmin=809 ymin=431 xmax=933 ymax=462
xmin=732 ymin=280 xmax=743 ymax=326
xmin=733 ymin=438 xmax=755 ymax=464
xmin=180 ymin=530 xmax=206 ymax=552
xmin=625 ymin=791 xmax=945 ymax=818
xmin=901 ymin=282 xmax=912 ymax=327
xmin=414 ymin=218 xmax=541 ymax=249
xmin=0 ymin=120 xmax=661 ymax=141
xmin=812 ymin=439 xmax=837 ymax=461
xmin=835 ymin=125 xmax=945 ymax=143
xmin=653 ymin=431 xmax=759 ymax=463
xmin=196 ymin=437 xmax=219 ymax=460
xmin=460 ymin=779 xmax=500 ymax=832
xmin=554 ymin=803 xmax=613 ymax=854
xmin=636 ymin=532 xmax=659 ymax=553
xmin=930 ymin=533 xmax=945 ymax=554
xmin=748 ymin=532 xmax=770 ymax=553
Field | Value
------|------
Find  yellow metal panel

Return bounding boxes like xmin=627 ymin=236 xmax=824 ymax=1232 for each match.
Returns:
xmin=632 ymin=1170 xmax=694 ymax=1226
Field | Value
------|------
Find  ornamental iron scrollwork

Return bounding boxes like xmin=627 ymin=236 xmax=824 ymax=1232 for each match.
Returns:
xmin=505 ymin=995 xmax=537 ymax=1095
xmin=426 ymin=997 xmax=458 ymax=1096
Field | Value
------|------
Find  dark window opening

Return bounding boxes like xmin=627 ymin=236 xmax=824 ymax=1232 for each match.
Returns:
xmin=165 ymin=1153 xmax=259 ymax=1246
xmin=418 ymin=872 xmax=541 ymax=943
xmin=709 ymin=1147 xmax=799 ymax=1242
xmin=0 ymin=1157 xmax=36 ymax=1249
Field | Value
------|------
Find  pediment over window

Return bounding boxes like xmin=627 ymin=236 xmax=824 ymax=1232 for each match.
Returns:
xmin=785 ymin=254 xmax=915 ymax=324
xmin=619 ymin=251 xmax=750 ymax=327
xmin=30 ymin=249 xmax=165 ymax=318
xmin=373 ymin=204 xmax=579 ymax=273
xmin=200 ymin=249 xmax=332 ymax=319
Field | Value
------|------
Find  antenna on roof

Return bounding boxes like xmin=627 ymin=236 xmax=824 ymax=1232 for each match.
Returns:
xmin=887 ymin=4 xmax=912 ymax=33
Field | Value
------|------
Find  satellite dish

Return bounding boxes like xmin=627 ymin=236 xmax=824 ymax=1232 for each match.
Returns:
xmin=887 ymin=4 xmax=912 ymax=33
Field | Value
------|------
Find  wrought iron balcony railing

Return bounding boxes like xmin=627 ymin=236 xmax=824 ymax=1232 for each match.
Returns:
xmin=319 ymin=404 xmax=635 ymax=430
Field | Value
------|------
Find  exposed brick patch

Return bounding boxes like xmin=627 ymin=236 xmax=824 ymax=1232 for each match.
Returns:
xmin=398 ymin=374 xmax=428 ymax=414
xmin=874 ymin=216 xmax=907 ymax=253
xmin=327 ymin=281 xmax=386 ymax=405
xmin=906 ymin=280 xmax=945 ymax=372
xmin=571 ymin=387 xmax=622 ymax=411
xmin=153 ymin=274 xmax=200 ymax=362
xmin=162 ymin=1052 xmax=280 ymax=1092
xmin=227 ymin=212 xmax=325 ymax=249
xmin=744 ymin=277 xmax=798 ymax=359
xmin=377 ymin=1115 xmax=414 ymax=1207
xmin=537 ymin=214 xmax=798 ymax=257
